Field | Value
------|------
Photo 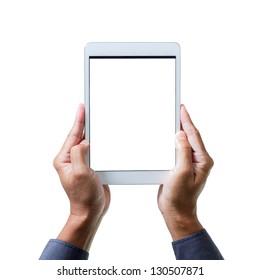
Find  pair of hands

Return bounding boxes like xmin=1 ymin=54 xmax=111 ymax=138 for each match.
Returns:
xmin=54 ymin=104 xmax=213 ymax=251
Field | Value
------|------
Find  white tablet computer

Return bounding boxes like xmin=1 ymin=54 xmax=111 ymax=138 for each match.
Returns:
xmin=85 ymin=42 xmax=180 ymax=185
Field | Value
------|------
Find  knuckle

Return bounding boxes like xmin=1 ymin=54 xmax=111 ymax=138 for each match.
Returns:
xmin=73 ymin=166 xmax=94 ymax=182
xmin=86 ymin=168 xmax=97 ymax=182
xmin=208 ymin=156 xmax=214 ymax=169
xmin=71 ymin=171 xmax=86 ymax=184
xmin=204 ymin=154 xmax=214 ymax=169
xmin=177 ymin=143 xmax=191 ymax=151
xmin=200 ymin=155 xmax=214 ymax=174
xmin=73 ymin=167 xmax=87 ymax=180
xmin=72 ymin=171 xmax=84 ymax=180
xmin=53 ymin=155 xmax=59 ymax=170
xmin=183 ymin=123 xmax=200 ymax=137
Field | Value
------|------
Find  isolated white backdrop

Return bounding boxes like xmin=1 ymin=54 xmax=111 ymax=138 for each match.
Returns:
xmin=0 ymin=0 xmax=259 ymax=278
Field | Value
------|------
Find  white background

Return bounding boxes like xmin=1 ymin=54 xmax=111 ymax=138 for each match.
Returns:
xmin=90 ymin=58 xmax=175 ymax=171
xmin=0 ymin=0 xmax=259 ymax=278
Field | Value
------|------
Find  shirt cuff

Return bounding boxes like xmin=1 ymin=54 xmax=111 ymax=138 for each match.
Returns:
xmin=172 ymin=229 xmax=224 ymax=260
xmin=39 ymin=239 xmax=89 ymax=260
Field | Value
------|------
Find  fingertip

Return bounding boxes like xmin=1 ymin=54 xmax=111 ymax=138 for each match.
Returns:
xmin=180 ymin=103 xmax=186 ymax=111
xmin=79 ymin=142 xmax=90 ymax=155
xmin=79 ymin=140 xmax=90 ymax=156
xmin=175 ymin=131 xmax=191 ymax=150
xmin=180 ymin=104 xmax=191 ymax=122
xmin=75 ymin=103 xmax=85 ymax=122
xmin=79 ymin=139 xmax=89 ymax=146
xmin=78 ymin=103 xmax=85 ymax=111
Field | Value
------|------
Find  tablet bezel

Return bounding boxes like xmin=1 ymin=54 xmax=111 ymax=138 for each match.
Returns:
xmin=84 ymin=42 xmax=180 ymax=185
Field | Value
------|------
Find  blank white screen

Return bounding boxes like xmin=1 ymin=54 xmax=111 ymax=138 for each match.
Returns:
xmin=89 ymin=58 xmax=175 ymax=171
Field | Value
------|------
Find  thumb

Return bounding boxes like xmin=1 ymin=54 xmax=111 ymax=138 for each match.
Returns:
xmin=70 ymin=140 xmax=90 ymax=172
xmin=175 ymin=131 xmax=193 ymax=172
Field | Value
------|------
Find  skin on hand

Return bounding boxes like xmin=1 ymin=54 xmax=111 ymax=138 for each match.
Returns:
xmin=53 ymin=104 xmax=110 ymax=251
xmin=158 ymin=105 xmax=214 ymax=241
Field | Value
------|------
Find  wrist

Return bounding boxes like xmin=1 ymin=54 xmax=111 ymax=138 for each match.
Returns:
xmin=57 ymin=212 xmax=103 ymax=251
xmin=67 ymin=212 xmax=100 ymax=230
xmin=162 ymin=212 xmax=203 ymax=241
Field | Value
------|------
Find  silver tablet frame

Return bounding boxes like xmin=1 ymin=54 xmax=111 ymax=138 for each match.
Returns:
xmin=84 ymin=42 xmax=180 ymax=185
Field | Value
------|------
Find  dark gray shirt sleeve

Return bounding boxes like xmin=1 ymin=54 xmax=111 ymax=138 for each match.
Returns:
xmin=39 ymin=239 xmax=89 ymax=260
xmin=39 ymin=229 xmax=223 ymax=260
xmin=172 ymin=229 xmax=224 ymax=260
